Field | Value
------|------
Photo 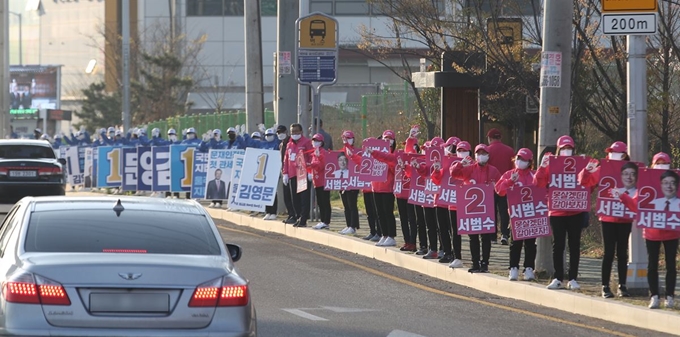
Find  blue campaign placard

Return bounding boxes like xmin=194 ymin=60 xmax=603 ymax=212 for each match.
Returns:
xmin=121 ymin=147 xmax=138 ymax=191
xmin=191 ymin=151 xmax=209 ymax=199
xmin=96 ymin=146 xmax=122 ymax=188
xmin=136 ymin=146 xmax=152 ymax=191
xmin=92 ymin=148 xmax=98 ymax=188
xmin=78 ymin=146 xmax=87 ymax=174
xmin=152 ymin=146 xmax=170 ymax=192
xmin=170 ymin=145 xmax=196 ymax=192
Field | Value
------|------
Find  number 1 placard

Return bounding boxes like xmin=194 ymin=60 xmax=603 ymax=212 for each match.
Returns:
xmin=234 ymin=148 xmax=282 ymax=207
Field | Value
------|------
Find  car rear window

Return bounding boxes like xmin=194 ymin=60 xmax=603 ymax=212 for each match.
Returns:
xmin=0 ymin=145 xmax=55 ymax=159
xmin=24 ymin=210 xmax=221 ymax=255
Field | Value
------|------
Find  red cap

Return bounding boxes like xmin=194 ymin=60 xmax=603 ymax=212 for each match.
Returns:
xmin=605 ymin=141 xmax=627 ymax=153
xmin=430 ymin=137 xmax=445 ymax=148
xmin=487 ymin=128 xmax=501 ymax=138
xmin=312 ymin=133 xmax=324 ymax=142
xmin=516 ymin=148 xmax=533 ymax=161
xmin=475 ymin=144 xmax=490 ymax=153
xmin=342 ymin=130 xmax=354 ymax=139
xmin=382 ymin=130 xmax=395 ymax=140
xmin=445 ymin=137 xmax=460 ymax=147
xmin=557 ymin=135 xmax=575 ymax=149
xmin=652 ymin=152 xmax=671 ymax=164
xmin=456 ymin=141 xmax=471 ymax=151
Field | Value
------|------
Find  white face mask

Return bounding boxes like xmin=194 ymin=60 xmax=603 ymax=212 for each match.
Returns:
xmin=560 ymin=148 xmax=573 ymax=156
xmin=278 ymin=133 xmax=287 ymax=140
xmin=457 ymin=151 xmax=469 ymax=159
xmin=313 ymin=141 xmax=322 ymax=148
xmin=214 ymin=135 xmax=221 ymax=141
xmin=346 ymin=138 xmax=354 ymax=145
xmin=516 ymin=159 xmax=529 ymax=170
xmin=291 ymin=134 xmax=302 ymax=141
xmin=476 ymin=154 xmax=489 ymax=164
xmin=187 ymin=133 xmax=196 ymax=140
xmin=169 ymin=135 xmax=177 ymax=142
xmin=266 ymin=135 xmax=275 ymax=142
xmin=608 ymin=153 xmax=625 ymax=161
xmin=389 ymin=139 xmax=394 ymax=145
xmin=655 ymin=164 xmax=671 ymax=170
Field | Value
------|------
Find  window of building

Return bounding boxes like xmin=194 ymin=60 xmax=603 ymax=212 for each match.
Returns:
xmin=187 ymin=0 xmax=223 ymax=16
xmin=187 ymin=0 xmax=277 ymax=17
xmin=309 ymin=0 xmax=443 ymax=16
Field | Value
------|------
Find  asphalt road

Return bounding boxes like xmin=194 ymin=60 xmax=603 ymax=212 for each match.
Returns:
xmin=214 ymin=219 xmax=670 ymax=337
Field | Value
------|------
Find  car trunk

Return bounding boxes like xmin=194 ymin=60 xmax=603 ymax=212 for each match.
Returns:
xmin=22 ymin=253 xmax=230 ymax=329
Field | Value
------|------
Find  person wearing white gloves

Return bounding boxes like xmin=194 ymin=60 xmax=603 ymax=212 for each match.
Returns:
xmin=281 ymin=123 xmax=313 ymax=227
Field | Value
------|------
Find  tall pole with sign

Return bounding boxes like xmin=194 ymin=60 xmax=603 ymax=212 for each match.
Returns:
xmin=535 ymin=0 xmax=574 ymax=274
xmin=0 ymin=2 xmax=8 ymax=138
xmin=296 ymin=12 xmax=338 ymax=221
xmin=245 ymin=0 xmax=265 ymax=133
xmin=602 ymin=0 xmax=657 ymax=290
xmin=121 ymin=0 xmax=131 ymax=132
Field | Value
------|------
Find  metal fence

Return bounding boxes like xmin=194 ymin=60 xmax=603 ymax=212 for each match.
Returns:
xmin=145 ymin=109 xmax=277 ymax=136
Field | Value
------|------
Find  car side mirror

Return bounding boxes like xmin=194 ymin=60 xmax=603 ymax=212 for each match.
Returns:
xmin=58 ymin=158 xmax=67 ymax=166
xmin=226 ymin=243 xmax=242 ymax=262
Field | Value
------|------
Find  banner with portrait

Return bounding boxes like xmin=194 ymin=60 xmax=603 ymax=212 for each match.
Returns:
xmin=323 ymin=150 xmax=355 ymax=191
xmin=359 ymin=138 xmax=390 ymax=182
xmin=635 ymin=168 xmax=680 ymax=231
xmin=595 ymin=160 xmax=643 ymax=220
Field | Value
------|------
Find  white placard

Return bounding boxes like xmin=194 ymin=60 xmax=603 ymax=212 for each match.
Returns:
xmin=234 ymin=148 xmax=282 ymax=207
xmin=228 ymin=154 xmax=266 ymax=212
xmin=540 ymin=51 xmax=562 ymax=88
xmin=603 ymin=13 xmax=657 ymax=35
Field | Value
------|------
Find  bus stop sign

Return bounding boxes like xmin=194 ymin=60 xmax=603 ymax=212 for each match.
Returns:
xmin=296 ymin=13 xmax=339 ymax=85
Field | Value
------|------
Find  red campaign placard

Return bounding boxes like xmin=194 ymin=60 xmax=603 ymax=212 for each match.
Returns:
xmin=359 ymin=138 xmax=390 ymax=182
xmin=547 ymin=155 xmax=591 ymax=212
xmin=636 ymin=168 xmax=680 ymax=231
xmin=596 ymin=160 xmax=644 ymax=220
xmin=323 ymin=150 xmax=357 ymax=191
xmin=424 ymin=147 xmax=444 ymax=195
xmin=507 ymin=185 xmax=551 ymax=240
xmin=435 ymin=157 xmax=462 ymax=208
xmin=455 ymin=183 xmax=496 ymax=235
xmin=408 ymin=158 xmax=435 ymax=207
xmin=394 ymin=151 xmax=419 ymax=199
xmin=296 ymin=149 xmax=307 ymax=193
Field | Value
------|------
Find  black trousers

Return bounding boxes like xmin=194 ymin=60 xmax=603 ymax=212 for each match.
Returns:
xmin=424 ymin=206 xmax=439 ymax=251
xmin=448 ymin=210 xmax=462 ymax=260
xmin=415 ymin=205 xmax=427 ymax=248
xmin=282 ymin=181 xmax=296 ymax=218
xmin=436 ymin=207 xmax=452 ymax=255
xmin=342 ymin=190 xmax=360 ymax=229
xmin=601 ymin=221 xmax=632 ymax=286
xmin=315 ymin=187 xmax=331 ymax=224
xmin=363 ymin=191 xmax=377 ymax=233
xmin=289 ymin=178 xmax=311 ymax=225
xmin=495 ymin=194 xmax=510 ymax=237
xmin=469 ymin=233 xmax=494 ymax=265
xmin=646 ymin=239 xmax=678 ymax=297
xmin=374 ymin=192 xmax=397 ymax=237
xmin=510 ymin=237 xmax=536 ymax=269
xmin=265 ymin=195 xmax=278 ymax=215
xmin=550 ymin=213 xmax=583 ymax=281
xmin=397 ymin=198 xmax=417 ymax=244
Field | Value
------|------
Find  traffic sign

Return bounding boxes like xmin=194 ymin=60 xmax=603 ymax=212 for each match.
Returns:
xmin=602 ymin=0 xmax=657 ymax=12
xmin=298 ymin=14 xmax=337 ymax=49
xmin=603 ymin=13 xmax=657 ymax=35
xmin=297 ymin=50 xmax=336 ymax=84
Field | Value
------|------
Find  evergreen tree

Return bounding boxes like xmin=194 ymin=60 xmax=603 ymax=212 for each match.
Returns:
xmin=73 ymin=82 xmax=122 ymax=133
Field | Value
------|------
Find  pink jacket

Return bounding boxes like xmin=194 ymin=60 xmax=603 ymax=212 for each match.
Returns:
xmin=282 ymin=136 xmax=312 ymax=177
xmin=450 ymin=161 xmax=501 ymax=185
xmin=495 ymin=168 xmax=536 ymax=196
xmin=578 ymin=166 xmax=630 ymax=223
xmin=309 ymin=148 xmax=329 ymax=188
xmin=370 ymin=149 xmax=397 ymax=194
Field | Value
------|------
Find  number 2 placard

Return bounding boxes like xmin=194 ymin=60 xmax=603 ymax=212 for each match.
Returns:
xmin=455 ymin=183 xmax=496 ymax=235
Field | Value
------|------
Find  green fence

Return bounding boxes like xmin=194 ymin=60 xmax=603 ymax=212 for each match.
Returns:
xmin=145 ymin=109 xmax=276 ymax=136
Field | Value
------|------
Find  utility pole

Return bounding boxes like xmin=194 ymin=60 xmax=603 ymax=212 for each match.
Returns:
xmin=625 ymin=35 xmax=649 ymax=289
xmin=122 ymin=0 xmax=131 ymax=132
xmin=535 ymin=0 xmax=574 ymax=274
xmin=276 ymin=0 xmax=299 ymax=130
xmin=0 ymin=2 xmax=9 ymax=138
xmin=298 ymin=0 xmax=310 ymax=131
xmin=244 ymin=0 xmax=264 ymax=133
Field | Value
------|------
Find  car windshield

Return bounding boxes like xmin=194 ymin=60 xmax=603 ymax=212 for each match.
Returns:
xmin=0 ymin=145 xmax=55 ymax=159
xmin=24 ymin=210 xmax=221 ymax=255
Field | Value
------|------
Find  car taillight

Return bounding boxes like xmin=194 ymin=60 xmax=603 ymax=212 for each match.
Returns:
xmin=188 ymin=276 xmax=249 ymax=307
xmin=38 ymin=167 xmax=62 ymax=176
xmin=2 ymin=272 xmax=71 ymax=306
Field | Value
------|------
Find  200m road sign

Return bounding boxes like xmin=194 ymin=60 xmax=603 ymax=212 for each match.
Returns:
xmin=603 ymin=13 xmax=657 ymax=35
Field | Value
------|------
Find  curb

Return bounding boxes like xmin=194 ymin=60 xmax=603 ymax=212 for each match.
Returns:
xmin=207 ymin=208 xmax=680 ymax=336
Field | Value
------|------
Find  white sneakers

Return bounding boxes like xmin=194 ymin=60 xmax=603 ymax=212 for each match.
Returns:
xmin=567 ymin=280 xmax=580 ymax=290
xmin=509 ymin=267 xmax=519 ymax=281
xmin=649 ymin=295 xmax=660 ymax=309
xmin=546 ymin=279 xmax=563 ymax=289
xmin=448 ymin=259 xmax=464 ymax=269
xmin=313 ymin=222 xmax=329 ymax=230
xmin=374 ymin=236 xmax=396 ymax=246
xmin=208 ymin=202 xmax=216 ymax=208
xmin=523 ymin=267 xmax=535 ymax=281
xmin=263 ymin=214 xmax=277 ymax=220
xmin=665 ymin=296 xmax=674 ymax=309
xmin=339 ymin=227 xmax=356 ymax=235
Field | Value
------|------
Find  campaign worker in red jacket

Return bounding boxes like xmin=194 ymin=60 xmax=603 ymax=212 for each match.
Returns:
xmin=282 ymin=123 xmax=313 ymax=227
xmin=367 ymin=130 xmax=398 ymax=247
xmin=309 ymin=133 xmax=332 ymax=230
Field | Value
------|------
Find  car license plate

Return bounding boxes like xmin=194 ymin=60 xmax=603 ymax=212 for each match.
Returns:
xmin=90 ymin=293 xmax=169 ymax=313
xmin=9 ymin=170 xmax=36 ymax=177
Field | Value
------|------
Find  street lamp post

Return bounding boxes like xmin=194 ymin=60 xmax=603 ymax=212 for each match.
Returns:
xmin=8 ymin=11 xmax=21 ymax=66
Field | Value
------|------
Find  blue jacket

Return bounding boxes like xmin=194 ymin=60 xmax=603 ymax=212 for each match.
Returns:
xmin=51 ymin=139 xmax=62 ymax=149
xmin=181 ymin=137 xmax=201 ymax=145
xmin=148 ymin=136 xmax=169 ymax=146
xmin=198 ymin=136 xmax=245 ymax=152
xmin=248 ymin=137 xmax=280 ymax=150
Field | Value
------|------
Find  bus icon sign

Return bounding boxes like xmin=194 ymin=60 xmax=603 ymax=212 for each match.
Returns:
xmin=298 ymin=14 xmax=337 ymax=49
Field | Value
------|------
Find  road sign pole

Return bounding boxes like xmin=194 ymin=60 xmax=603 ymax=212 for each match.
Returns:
xmin=309 ymin=85 xmax=321 ymax=221
xmin=626 ymin=35 xmax=649 ymax=290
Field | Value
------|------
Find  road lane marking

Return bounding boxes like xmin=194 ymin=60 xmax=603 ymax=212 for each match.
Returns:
xmin=320 ymin=306 xmax=379 ymax=313
xmin=218 ymin=225 xmax=637 ymax=337
xmin=282 ymin=309 xmax=329 ymax=321
xmin=387 ymin=330 xmax=427 ymax=337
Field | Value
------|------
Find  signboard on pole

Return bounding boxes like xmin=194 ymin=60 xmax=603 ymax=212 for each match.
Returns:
xmin=602 ymin=13 xmax=657 ymax=35
xmin=296 ymin=13 xmax=339 ymax=86
xmin=602 ymin=0 xmax=657 ymax=12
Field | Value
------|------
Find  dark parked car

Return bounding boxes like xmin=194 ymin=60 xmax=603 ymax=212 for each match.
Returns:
xmin=0 ymin=139 xmax=66 ymax=203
